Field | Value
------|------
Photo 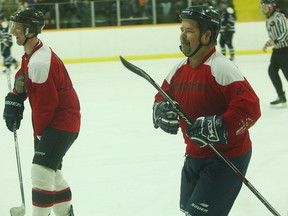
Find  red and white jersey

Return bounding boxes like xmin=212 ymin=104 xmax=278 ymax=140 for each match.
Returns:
xmin=155 ymin=48 xmax=261 ymax=158
xmin=15 ymin=40 xmax=81 ymax=137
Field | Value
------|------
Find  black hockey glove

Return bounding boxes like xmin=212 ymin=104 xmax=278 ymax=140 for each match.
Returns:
xmin=3 ymin=92 xmax=24 ymax=132
xmin=153 ymin=101 xmax=179 ymax=134
xmin=186 ymin=115 xmax=228 ymax=147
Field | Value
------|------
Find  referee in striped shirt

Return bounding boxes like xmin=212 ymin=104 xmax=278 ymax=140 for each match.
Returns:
xmin=262 ymin=0 xmax=288 ymax=107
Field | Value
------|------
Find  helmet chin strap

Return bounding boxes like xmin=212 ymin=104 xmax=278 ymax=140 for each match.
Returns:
xmin=22 ymin=34 xmax=37 ymax=46
xmin=179 ymin=33 xmax=208 ymax=58
xmin=188 ymin=42 xmax=203 ymax=57
xmin=22 ymin=28 xmax=37 ymax=46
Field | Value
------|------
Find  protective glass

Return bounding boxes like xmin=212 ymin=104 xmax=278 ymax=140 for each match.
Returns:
xmin=8 ymin=21 xmax=25 ymax=36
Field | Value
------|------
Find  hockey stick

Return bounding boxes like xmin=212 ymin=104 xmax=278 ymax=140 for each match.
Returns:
xmin=10 ymin=124 xmax=26 ymax=216
xmin=6 ymin=69 xmax=26 ymax=216
xmin=6 ymin=67 xmax=12 ymax=91
xmin=119 ymin=56 xmax=281 ymax=216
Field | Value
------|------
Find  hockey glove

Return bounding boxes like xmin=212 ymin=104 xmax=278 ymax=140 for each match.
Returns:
xmin=3 ymin=92 xmax=24 ymax=132
xmin=186 ymin=115 xmax=228 ymax=147
xmin=153 ymin=101 xmax=179 ymax=134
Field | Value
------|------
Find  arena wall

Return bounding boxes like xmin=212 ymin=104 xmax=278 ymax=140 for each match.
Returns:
xmin=11 ymin=21 xmax=270 ymax=64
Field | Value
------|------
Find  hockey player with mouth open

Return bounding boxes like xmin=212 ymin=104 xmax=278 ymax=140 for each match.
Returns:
xmin=152 ymin=5 xmax=261 ymax=216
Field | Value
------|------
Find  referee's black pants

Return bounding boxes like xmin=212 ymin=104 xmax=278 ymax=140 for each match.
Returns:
xmin=268 ymin=47 xmax=288 ymax=96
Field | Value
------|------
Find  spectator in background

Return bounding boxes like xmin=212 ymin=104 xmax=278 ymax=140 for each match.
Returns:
xmin=139 ymin=0 xmax=151 ymax=17
xmin=160 ymin=0 xmax=172 ymax=17
xmin=219 ymin=0 xmax=236 ymax=61
xmin=129 ymin=0 xmax=141 ymax=17
xmin=78 ymin=0 xmax=91 ymax=27
xmin=1 ymin=0 xmax=19 ymax=18
xmin=173 ymin=0 xmax=185 ymax=21
xmin=120 ymin=0 xmax=140 ymax=18
xmin=61 ymin=1 xmax=80 ymax=28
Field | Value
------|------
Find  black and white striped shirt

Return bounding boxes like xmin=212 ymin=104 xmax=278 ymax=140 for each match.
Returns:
xmin=266 ymin=11 xmax=288 ymax=49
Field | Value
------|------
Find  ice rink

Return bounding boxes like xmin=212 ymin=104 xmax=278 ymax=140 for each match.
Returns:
xmin=1 ymin=54 xmax=288 ymax=216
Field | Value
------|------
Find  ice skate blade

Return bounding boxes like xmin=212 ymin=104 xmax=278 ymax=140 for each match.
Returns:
xmin=270 ymin=103 xmax=287 ymax=109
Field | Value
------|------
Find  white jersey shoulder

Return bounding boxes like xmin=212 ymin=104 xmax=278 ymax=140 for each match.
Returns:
xmin=165 ymin=58 xmax=187 ymax=84
xmin=28 ymin=44 xmax=52 ymax=84
xmin=205 ymin=52 xmax=244 ymax=86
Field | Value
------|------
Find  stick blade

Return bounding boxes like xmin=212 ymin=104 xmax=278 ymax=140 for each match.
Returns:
xmin=10 ymin=205 xmax=25 ymax=216
xmin=119 ymin=56 xmax=150 ymax=80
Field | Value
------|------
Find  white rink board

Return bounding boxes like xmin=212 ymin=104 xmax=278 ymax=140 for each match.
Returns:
xmin=10 ymin=21 xmax=268 ymax=61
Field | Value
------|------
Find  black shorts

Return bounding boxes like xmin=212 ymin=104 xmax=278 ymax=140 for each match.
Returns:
xmin=33 ymin=127 xmax=79 ymax=171
xmin=180 ymin=150 xmax=252 ymax=216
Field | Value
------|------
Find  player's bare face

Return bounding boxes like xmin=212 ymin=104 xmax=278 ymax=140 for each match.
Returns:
xmin=9 ymin=22 xmax=26 ymax=45
xmin=261 ymin=4 xmax=272 ymax=15
xmin=180 ymin=19 xmax=200 ymax=57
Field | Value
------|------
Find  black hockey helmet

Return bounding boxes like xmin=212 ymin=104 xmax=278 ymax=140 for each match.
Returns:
xmin=179 ymin=6 xmax=221 ymax=43
xmin=10 ymin=8 xmax=45 ymax=35
xmin=261 ymin=0 xmax=276 ymax=5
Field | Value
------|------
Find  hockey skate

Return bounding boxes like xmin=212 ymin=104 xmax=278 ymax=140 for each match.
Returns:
xmin=270 ymin=92 xmax=287 ymax=108
xmin=2 ymin=67 xmax=12 ymax=75
xmin=2 ymin=66 xmax=8 ymax=73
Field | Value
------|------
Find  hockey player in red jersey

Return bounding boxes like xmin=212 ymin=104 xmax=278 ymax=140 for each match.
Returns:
xmin=153 ymin=6 xmax=261 ymax=216
xmin=3 ymin=8 xmax=80 ymax=216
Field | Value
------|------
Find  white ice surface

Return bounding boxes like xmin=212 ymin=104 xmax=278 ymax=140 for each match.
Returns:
xmin=1 ymin=54 xmax=288 ymax=216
